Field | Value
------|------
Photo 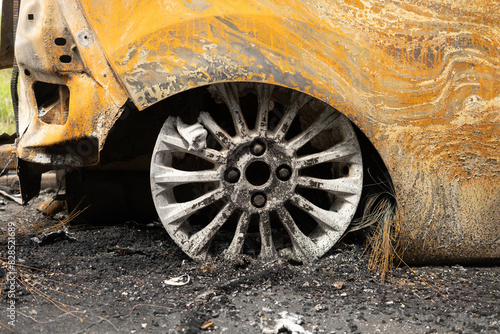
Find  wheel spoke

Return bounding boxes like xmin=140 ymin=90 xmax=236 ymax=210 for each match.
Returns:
xmin=188 ymin=203 xmax=234 ymax=257
xmin=225 ymin=211 xmax=251 ymax=258
xmin=290 ymin=194 xmax=345 ymax=231
xmin=288 ymin=108 xmax=341 ymax=151
xmin=273 ymin=91 xmax=311 ymax=141
xmin=297 ymin=176 xmax=361 ymax=196
xmin=198 ymin=112 xmax=236 ymax=150
xmin=214 ymin=83 xmax=249 ymax=137
xmin=276 ymin=207 xmax=319 ymax=260
xmin=256 ymin=85 xmax=274 ymax=136
xmin=296 ymin=138 xmax=359 ymax=168
xmin=259 ymin=211 xmax=277 ymax=260
xmin=159 ymin=189 xmax=225 ymax=225
xmin=152 ymin=165 xmax=221 ymax=186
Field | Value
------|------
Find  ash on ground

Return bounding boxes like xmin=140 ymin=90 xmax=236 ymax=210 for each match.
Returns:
xmin=0 ymin=174 xmax=498 ymax=333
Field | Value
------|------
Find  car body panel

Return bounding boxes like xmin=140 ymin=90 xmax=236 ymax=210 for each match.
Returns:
xmin=13 ymin=0 xmax=128 ymax=166
xmin=4 ymin=0 xmax=500 ymax=262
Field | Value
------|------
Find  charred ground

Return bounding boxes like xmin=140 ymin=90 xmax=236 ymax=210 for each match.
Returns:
xmin=0 ymin=175 xmax=498 ymax=334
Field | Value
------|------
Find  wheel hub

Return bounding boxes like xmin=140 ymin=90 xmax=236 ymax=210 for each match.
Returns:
xmin=223 ymin=138 xmax=295 ymax=213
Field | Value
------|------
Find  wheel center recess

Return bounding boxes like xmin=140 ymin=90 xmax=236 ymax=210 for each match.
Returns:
xmin=223 ymin=136 xmax=295 ymax=213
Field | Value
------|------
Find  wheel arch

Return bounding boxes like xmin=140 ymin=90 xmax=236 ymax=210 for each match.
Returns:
xmin=98 ymin=9 xmax=394 ymax=208
xmin=79 ymin=1 xmax=382 ymax=146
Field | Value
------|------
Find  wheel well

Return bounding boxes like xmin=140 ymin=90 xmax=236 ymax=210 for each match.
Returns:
xmin=347 ymin=124 xmax=396 ymax=241
xmin=68 ymin=84 xmax=396 ymax=236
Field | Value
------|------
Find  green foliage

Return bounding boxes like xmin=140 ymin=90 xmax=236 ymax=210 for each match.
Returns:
xmin=0 ymin=69 xmax=15 ymax=134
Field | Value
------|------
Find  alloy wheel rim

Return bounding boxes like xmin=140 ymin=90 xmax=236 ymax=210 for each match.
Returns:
xmin=151 ymin=83 xmax=363 ymax=261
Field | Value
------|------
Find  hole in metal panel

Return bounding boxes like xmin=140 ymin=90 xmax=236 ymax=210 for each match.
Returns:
xmin=34 ymin=82 xmax=70 ymax=125
xmin=55 ymin=38 xmax=67 ymax=46
xmin=59 ymin=55 xmax=72 ymax=63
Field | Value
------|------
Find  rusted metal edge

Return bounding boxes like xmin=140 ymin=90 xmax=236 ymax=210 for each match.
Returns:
xmin=0 ymin=144 xmax=17 ymax=174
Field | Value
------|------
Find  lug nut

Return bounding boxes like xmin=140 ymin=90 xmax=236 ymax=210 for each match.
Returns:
xmin=250 ymin=141 xmax=265 ymax=156
xmin=252 ymin=193 xmax=266 ymax=208
xmin=277 ymin=165 xmax=292 ymax=181
xmin=224 ymin=168 xmax=240 ymax=183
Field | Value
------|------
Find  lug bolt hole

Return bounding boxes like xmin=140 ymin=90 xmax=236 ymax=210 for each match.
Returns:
xmin=251 ymin=193 xmax=267 ymax=208
xmin=224 ymin=167 xmax=240 ymax=183
xmin=276 ymin=165 xmax=292 ymax=181
xmin=341 ymin=165 xmax=350 ymax=176
xmin=250 ymin=140 xmax=266 ymax=156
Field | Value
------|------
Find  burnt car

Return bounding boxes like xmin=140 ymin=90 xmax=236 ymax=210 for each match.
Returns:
xmin=0 ymin=0 xmax=498 ymax=264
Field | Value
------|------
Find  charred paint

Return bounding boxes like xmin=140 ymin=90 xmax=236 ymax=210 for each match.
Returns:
xmin=1 ymin=0 xmax=497 ymax=262
xmin=13 ymin=0 xmax=128 ymax=167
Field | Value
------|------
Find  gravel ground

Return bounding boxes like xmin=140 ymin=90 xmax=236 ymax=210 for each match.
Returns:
xmin=0 ymin=175 xmax=498 ymax=334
